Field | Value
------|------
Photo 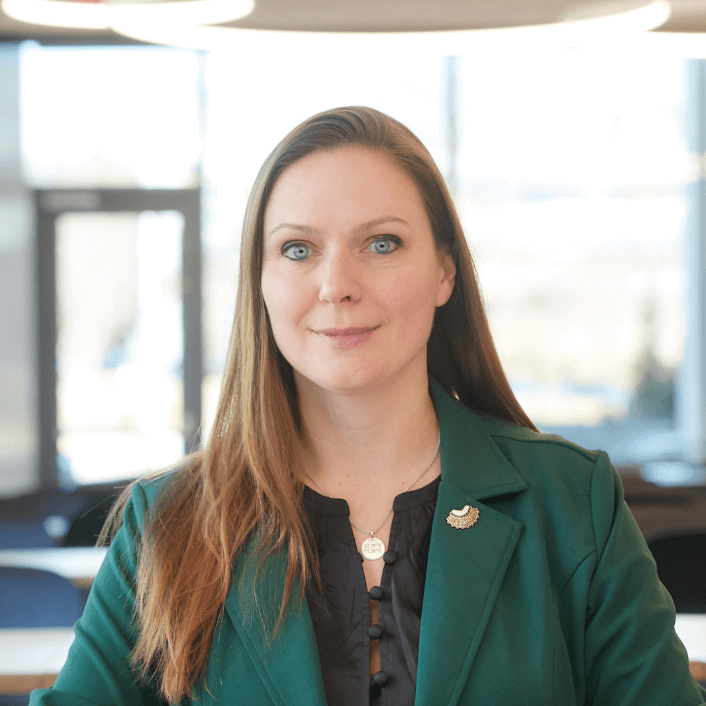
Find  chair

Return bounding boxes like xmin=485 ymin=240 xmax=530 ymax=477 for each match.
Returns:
xmin=0 ymin=567 xmax=85 ymax=706
xmin=647 ymin=532 xmax=706 ymax=614
xmin=0 ymin=566 xmax=85 ymax=629
xmin=0 ymin=491 xmax=88 ymax=549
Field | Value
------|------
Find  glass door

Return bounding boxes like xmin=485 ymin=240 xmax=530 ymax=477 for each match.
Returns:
xmin=36 ymin=189 xmax=201 ymax=487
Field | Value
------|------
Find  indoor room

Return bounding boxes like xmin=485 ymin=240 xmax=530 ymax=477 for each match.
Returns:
xmin=1 ymin=1 xmax=705 ymax=704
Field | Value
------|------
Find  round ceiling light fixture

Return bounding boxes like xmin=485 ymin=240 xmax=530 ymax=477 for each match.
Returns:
xmin=108 ymin=0 xmax=671 ymax=54
xmin=1 ymin=0 xmax=255 ymax=31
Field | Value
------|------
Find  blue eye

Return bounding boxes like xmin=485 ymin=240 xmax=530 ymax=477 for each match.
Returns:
xmin=368 ymin=238 xmax=399 ymax=254
xmin=282 ymin=242 xmax=311 ymax=260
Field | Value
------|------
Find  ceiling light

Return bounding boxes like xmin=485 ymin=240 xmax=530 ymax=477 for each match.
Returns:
xmin=1 ymin=0 xmax=255 ymax=31
xmin=111 ymin=0 xmax=671 ymax=54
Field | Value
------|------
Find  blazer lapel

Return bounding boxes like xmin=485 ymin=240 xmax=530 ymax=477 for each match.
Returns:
xmin=415 ymin=382 xmax=528 ymax=706
xmin=223 ymin=546 xmax=328 ymax=706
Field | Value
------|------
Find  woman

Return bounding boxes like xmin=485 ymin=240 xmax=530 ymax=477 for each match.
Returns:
xmin=32 ymin=107 xmax=705 ymax=706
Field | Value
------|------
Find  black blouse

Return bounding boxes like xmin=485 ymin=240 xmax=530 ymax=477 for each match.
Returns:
xmin=302 ymin=476 xmax=441 ymax=706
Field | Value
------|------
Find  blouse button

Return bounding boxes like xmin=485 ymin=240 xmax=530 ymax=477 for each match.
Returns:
xmin=368 ymin=585 xmax=383 ymax=601
xmin=372 ymin=670 xmax=389 ymax=686
xmin=368 ymin=624 xmax=383 ymax=640
xmin=383 ymin=550 xmax=398 ymax=564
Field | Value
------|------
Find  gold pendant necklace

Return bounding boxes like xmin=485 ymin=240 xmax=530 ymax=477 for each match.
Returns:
xmin=305 ymin=432 xmax=441 ymax=560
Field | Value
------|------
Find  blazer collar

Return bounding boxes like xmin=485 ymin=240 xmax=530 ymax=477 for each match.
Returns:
xmin=430 ymin=377 xmax=528 ymax=499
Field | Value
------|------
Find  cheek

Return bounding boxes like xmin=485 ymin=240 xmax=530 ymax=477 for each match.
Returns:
xmin=261 ymin=268 xmax=312 ymax=350
xmin=261 ymin=271 xmax=291 ymax=334
xmin=384 ymin=270 xmax=440 ymax=325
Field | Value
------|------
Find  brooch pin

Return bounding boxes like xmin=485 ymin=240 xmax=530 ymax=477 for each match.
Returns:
xmin=446 ymin=505 xmax=480 ymax=529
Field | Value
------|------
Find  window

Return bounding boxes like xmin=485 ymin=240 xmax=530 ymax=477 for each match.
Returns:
xmin=19 ymin=41 xmax=701 ymax=485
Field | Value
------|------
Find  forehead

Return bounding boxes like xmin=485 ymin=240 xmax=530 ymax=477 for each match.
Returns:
xmin=263 ymin=146 xmax=429 ymax=231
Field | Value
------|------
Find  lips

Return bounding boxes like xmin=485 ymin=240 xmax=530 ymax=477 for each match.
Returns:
xmin=317 ymin=326 xmax=378 ymax=348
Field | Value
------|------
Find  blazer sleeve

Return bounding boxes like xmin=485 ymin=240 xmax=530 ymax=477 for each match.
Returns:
xmin=583 ymin=453 xmax=706 ymax=705
xmin=29 ymin=482 xmax=163 ymax=706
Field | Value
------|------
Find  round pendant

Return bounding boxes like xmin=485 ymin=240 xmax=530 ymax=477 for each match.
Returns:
xmin=361 ymin=537 xmax=386 ymax=561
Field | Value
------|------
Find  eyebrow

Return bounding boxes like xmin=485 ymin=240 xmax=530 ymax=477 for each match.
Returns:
xmin=267 ymin=216 xmax=410 ymax=239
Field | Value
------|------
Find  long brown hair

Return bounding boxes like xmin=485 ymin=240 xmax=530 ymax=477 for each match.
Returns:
xmin=102 ymin=106 xmax=536 ymax=703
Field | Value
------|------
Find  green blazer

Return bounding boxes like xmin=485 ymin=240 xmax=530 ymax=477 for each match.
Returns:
xmin=32 ymin=382 xmax=706 ymax=705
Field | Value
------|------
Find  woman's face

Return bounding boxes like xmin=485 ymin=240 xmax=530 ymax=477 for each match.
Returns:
xmin=261 ymin=146 xmax=455 ymax=397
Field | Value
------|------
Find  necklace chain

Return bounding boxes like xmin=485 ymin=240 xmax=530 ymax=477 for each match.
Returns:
xmin=304 ymin=431 xmax=441 ymax=538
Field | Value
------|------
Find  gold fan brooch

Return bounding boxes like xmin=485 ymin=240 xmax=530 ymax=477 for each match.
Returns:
xmin=446 ymin=505 xmax=480 ymax=529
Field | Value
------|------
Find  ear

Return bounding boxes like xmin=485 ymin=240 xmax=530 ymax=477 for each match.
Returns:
xmin=435 ymin=253 xmax=456 ymax=307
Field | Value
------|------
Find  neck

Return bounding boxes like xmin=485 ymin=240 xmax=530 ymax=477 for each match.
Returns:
xmin=297 ymin=369 xmax=440 ymax=497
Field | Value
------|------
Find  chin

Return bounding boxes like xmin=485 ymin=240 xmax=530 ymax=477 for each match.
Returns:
xmin=296 ymin=362 xmax=387 ymax=396
xmin=296 ymin=354 xmax=426 ymax=398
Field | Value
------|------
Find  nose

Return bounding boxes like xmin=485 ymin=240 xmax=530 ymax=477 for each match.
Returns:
xmin=318 ymin=250 xmax=362 ymax=305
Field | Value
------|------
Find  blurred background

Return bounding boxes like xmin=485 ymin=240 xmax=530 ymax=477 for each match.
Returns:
xmin=2 ymin=0 xmax=706 ymax=538
xmin=3 ymin=4 xmax=706 ymax=698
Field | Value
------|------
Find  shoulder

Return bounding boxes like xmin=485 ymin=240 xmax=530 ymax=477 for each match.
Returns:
xmin=468 ymin=414 xmax=633 ymax=587
xmin=432 ymin=380 xmax=611 ymax=502
xmin=476 ymin=412 xmax=627 ymax=553
xmin=479 ymin=414 xmax=600 ymax=463
xmin=122 ymin=463 xmax=193 ymax=531
xmin=472 ymin=412 xmax=624 ymax=539
xmin=477 ymin=414 xmax=606 ymax=489
xmin=137 ymin=467 xmax=184 ymax=504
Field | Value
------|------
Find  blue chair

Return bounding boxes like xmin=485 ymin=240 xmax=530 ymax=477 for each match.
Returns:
xmin=0 ymin=567 xmax=85 ymax=705
xmin=0 ymin=566 xmax=85 ymax=628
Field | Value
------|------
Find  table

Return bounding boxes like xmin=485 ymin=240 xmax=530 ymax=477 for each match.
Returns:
xmin=676 ymin=614 xmax=706 ymax=664
xmin=0 ymin=613 xmax=704 ymax=696
xmin=0 ymin=628 xmax=74 ymax=694
xmin=0 ymin=547 xmax=108 ymax=589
